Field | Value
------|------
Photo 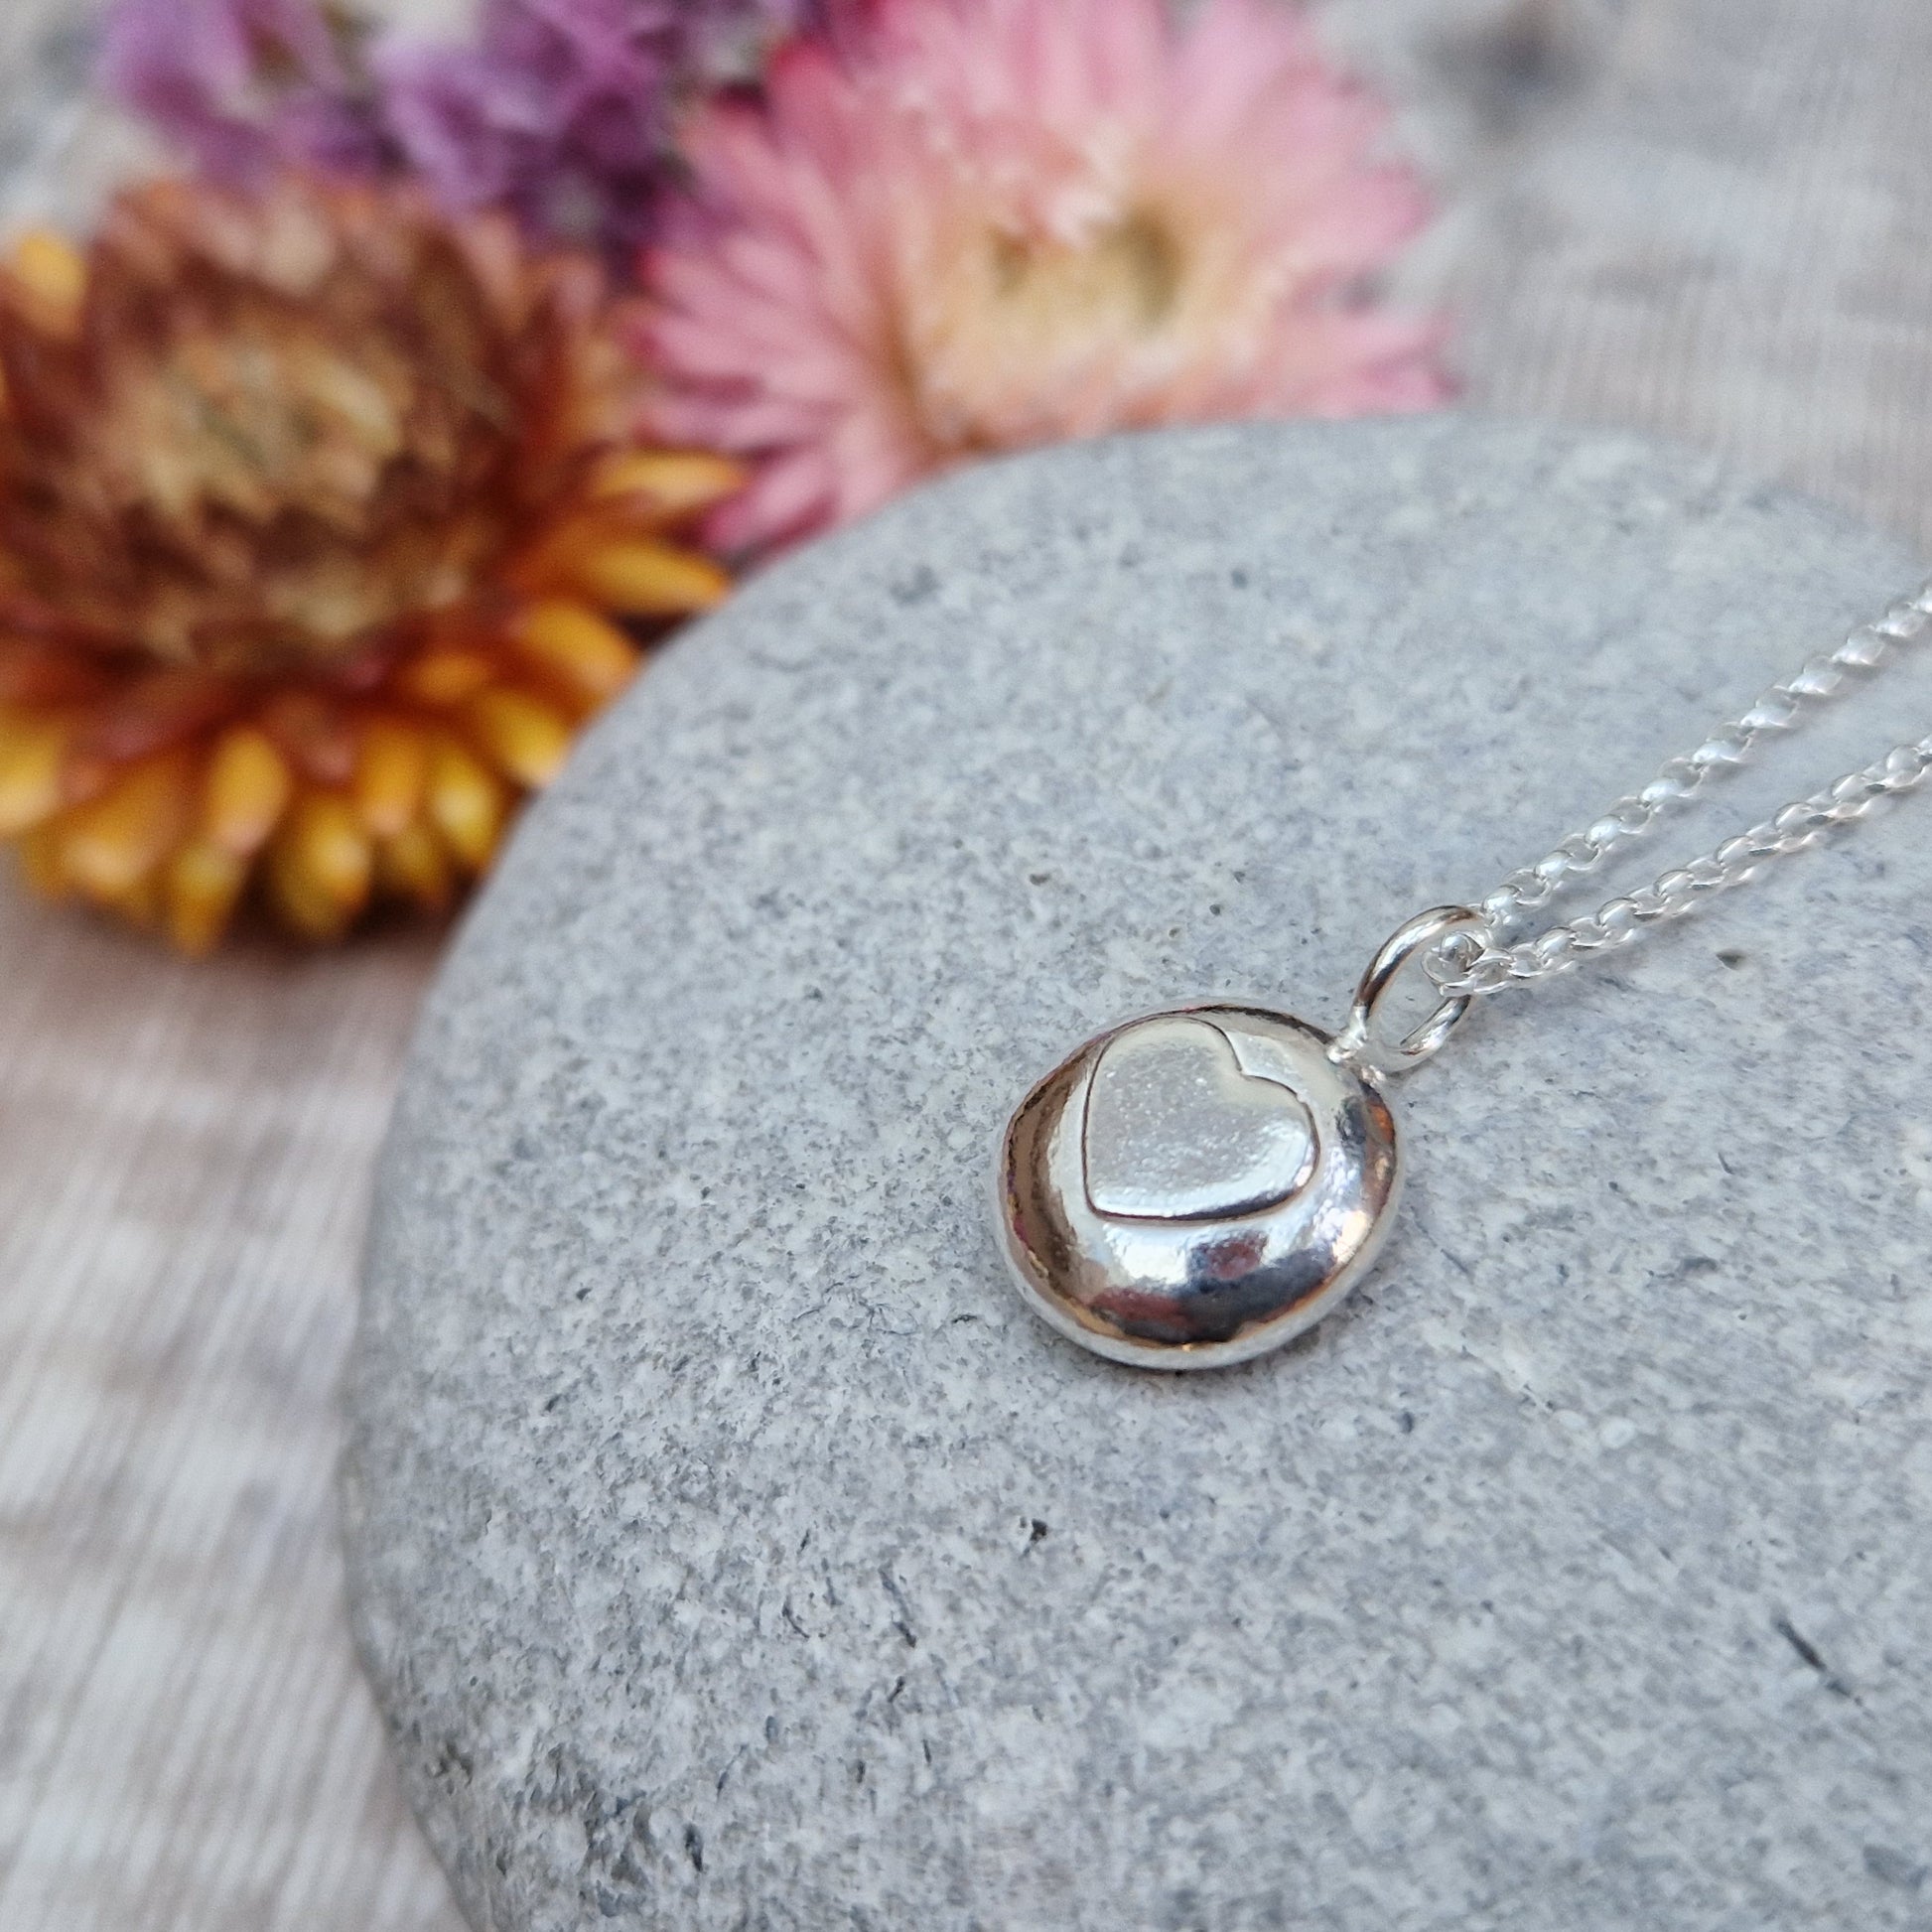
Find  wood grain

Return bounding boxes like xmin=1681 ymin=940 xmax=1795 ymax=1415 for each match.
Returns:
xmin=1451 ymin=0 xmax=1932 ymax=549
xmin=0 ymin=897 xmax=457 ymax=1930
xmin=0 ymin=1 xmax=1926 ymax=1927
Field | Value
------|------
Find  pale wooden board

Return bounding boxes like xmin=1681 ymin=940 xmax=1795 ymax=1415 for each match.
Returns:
xmin=0 ymin=897 xmax=456 ymax=1930
xmin=1450 ymin=0 xmax=1932 ymax=550
xmin=0 ymin=1 xmax=1926 ymax=1927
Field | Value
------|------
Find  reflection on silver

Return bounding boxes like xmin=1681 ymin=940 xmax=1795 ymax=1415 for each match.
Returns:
xmin=997 ymin=1005 xmax=1400 ymax=1370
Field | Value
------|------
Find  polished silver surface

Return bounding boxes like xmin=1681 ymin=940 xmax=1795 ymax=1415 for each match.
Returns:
xmin=998 ymin=1006 xmax=1399 ymax=1370
xmin=1082 ymin=1016 xmax=1317 ymax=1220
xmin=1331 ymin=904 xmax=1486 ymax=1076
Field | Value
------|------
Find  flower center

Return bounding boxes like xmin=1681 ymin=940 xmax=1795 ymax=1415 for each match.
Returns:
xmin=988 ymin=210 xmax=1182 ymax=338
xmin=908 ymin=206 xmax=1191 ymax=457
xmin=123 ymin=317 xmax=413 ymax=537
xmin=63 ymin=295 xmax=517 ymax=673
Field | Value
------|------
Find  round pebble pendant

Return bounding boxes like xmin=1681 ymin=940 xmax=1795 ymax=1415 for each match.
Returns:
xmin=995 ymin=1004 xmax=1402 ymax=1369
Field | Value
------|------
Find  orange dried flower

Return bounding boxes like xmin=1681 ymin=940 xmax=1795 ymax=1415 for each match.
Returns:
xmin=0 ymin=173 xmax=740 ymax=951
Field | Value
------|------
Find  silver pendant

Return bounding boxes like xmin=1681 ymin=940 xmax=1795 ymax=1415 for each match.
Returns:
xmin=994 ymin=908 xmax=1482 ymax=1370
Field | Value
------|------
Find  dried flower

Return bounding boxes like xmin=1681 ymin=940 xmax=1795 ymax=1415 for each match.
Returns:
xmin=640 ymin=0 xmax=1451 ymax=553
xmin=101 ymin=0 xmax=823 ymax=262
xmin=373 ymin=0 xmax=692 ymax=260
xmin=0 ymin=176 xmax=739 ymax=950
xmin=99 ymin=0 xmax=397 ymax=185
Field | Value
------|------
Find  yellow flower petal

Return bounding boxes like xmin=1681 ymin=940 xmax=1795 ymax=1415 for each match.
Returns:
xmin=395 ymin=649 xmax=498 ymax=708
xmin=570 ymin=541 xmax=732 ymax=618
xmin=464 ymin=687 xmax=573 ymax=788
xmin=165 ymin=838 xmax=248 ymax=955
xmin=58 ymin=750 xmax=196 ymax=898
xmin=426 ymin=735 xmax=509 ymax=873
xmin=266 ymin=853 xmax=346 ymax=942
xmin=9 ymin=227 xmax=85 ymax=337
xmin=588 ymin=451 xmax=745 ymax=517
xmin=352 ymin=715 xmax=428 ymax=837
xmin=266 ymin=792 xmax=372 ymax=939
xmin=108 ymin=870 xmax=165 ymax=932
xmin=510 ymin=601 xmax=640 ymax=704
xmin=0 ymin=711 xmax=71 ymax=836
xmin=16 ymin=821 xmax=65 ymax=897
xmin=288 ymin=792 xmax=374 ymax=906
xmin=373 ymin=819 xmax=455 ymax=913
xmin=203 ymin=725 xmax=294 ymax=856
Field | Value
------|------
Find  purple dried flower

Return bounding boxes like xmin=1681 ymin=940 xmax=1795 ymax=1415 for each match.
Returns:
xmin=98 ymin=0 xmax=825 ymax=261
xmin=375 ymin=0 xmax=686 ymax=257
xmin=99 ymin=0 xmax=395 ymax=184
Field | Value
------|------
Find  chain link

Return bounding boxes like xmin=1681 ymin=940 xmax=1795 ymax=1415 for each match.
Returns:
xmin=1427 ymin=576 xmax=1932 ymax=999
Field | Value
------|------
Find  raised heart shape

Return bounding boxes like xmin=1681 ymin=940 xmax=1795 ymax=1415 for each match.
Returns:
xmin=1081 ymin=1015 xmax=1317 ymax=1222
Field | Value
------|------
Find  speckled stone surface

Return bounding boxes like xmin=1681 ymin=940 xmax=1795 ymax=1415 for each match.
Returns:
xmin=346 ymin=419 xmax=1932 ymax=1932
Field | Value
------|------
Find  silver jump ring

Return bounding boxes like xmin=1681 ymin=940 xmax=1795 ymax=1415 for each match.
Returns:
xmin=1332 ymin=905 xmax=1487 ymax=1076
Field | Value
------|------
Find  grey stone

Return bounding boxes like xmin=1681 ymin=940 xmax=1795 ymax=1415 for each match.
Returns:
xmin=345 ymin=418 xmax=1932 ymax=1932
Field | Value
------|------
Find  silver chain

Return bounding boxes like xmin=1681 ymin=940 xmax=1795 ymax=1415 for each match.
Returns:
xmin=1426 ymin=576 xmax=1932 ymax=1000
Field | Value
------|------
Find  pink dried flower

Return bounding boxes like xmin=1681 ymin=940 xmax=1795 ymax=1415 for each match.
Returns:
xmin=99 ymin=0 xmax=823 ymax=259
xmin=641 ymin=0 xmax=1452 ymax=553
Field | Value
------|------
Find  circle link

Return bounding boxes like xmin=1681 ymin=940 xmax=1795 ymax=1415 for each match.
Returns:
xmin=1331 ymin=905 xmax=1487 ymax=1077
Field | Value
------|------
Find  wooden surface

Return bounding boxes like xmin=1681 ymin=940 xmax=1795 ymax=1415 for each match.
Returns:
xmin=1 ymin=2 xmax=1927 ymax=1927
xmin=0 ymin=908 xmax=453 ymax=1930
